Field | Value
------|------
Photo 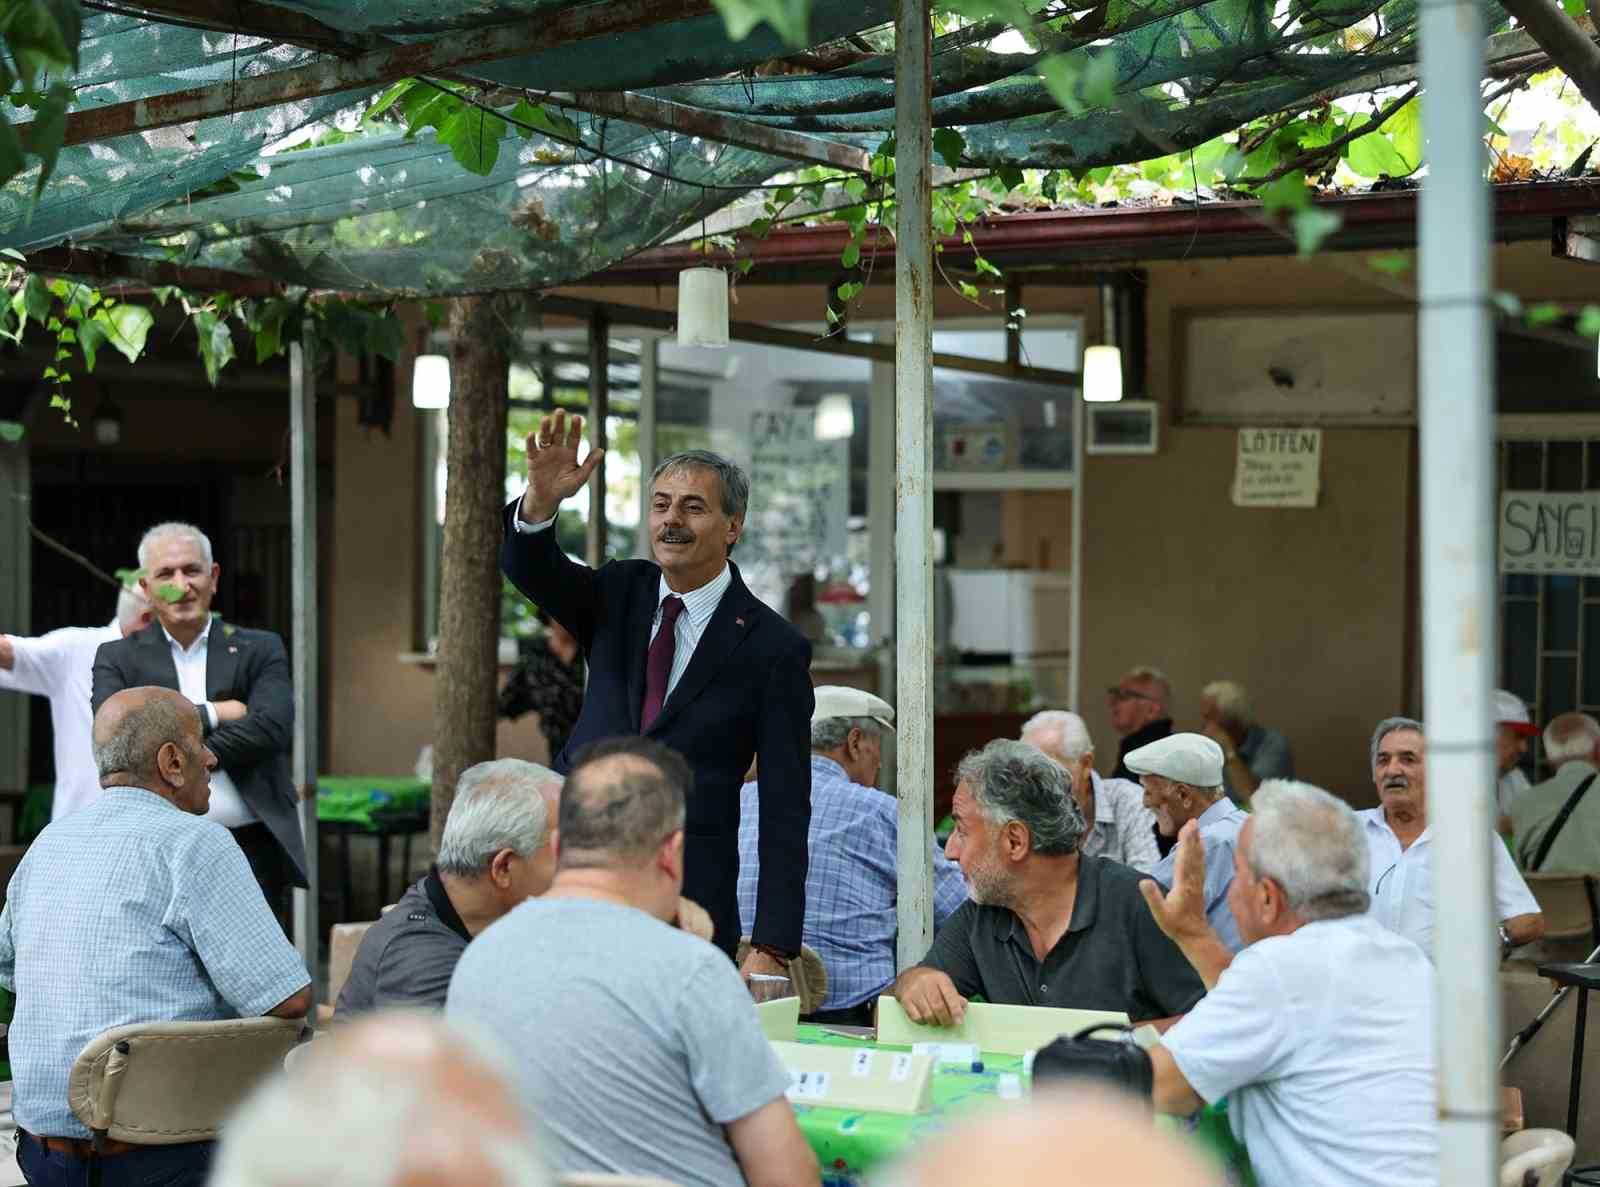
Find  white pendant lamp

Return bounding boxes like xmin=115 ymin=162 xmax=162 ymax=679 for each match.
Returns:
xmin=412 ymin=354 xmax=451 ymax=409
xmin=1082 ymin=344 xmax=1124 ymax=403
xmin=677 ymin=266 xmax=730 ymax=348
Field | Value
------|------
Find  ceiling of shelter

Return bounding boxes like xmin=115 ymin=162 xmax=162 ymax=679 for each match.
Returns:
xmin=0 ymin=0 xmax=1528 ymax=297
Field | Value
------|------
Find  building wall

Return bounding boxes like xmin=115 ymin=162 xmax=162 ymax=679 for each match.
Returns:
xmin=324 ymin=240 xmax=1600 ymax=805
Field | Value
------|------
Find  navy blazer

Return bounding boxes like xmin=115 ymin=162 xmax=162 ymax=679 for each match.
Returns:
xmin=91 ymin=621 xmax=308 ymax=886
xmin=500 ymin=501 xmax=813 ymax=955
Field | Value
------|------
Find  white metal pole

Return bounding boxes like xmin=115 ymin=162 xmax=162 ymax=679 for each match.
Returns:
xmin=289 ymin=341 xmax=320 ymax=992
xmin=636 ymin=335 xmax=658 ymax=560
xmin=1419 ymin=5 xmax=1499 ymax=1182
xmin=894 ymin=0 xmax=935 ymax=970
xmin=869 ymin=355 xmax=897 ymax=797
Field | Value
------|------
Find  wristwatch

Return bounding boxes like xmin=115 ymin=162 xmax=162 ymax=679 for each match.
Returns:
xmin=1498 ymin=924 xmax=1513 ymax=956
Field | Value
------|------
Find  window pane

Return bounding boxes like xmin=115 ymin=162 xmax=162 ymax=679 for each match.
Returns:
xmin=1505 ymin=574 xmax=1537 ymax=596
xmin=1507 ymin=441 xmax=1543 ymax=490
xmin=1548 ymin=575 xmax=1581 ymax=651
xmin=1503 ymin=600 xmax=1537 ymax=705
xmin=1549 ymin=441 xmax=1584 ymax=491
xmin=934 ymin=369 xmax=1075 ymax=475
xmin=1546 ymin=656 xmax=1578 ymax=720
xmin=1585 ymin=606 xmax=1600 ymax=707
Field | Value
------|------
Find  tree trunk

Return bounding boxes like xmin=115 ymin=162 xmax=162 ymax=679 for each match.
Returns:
xmin=1496 ymin=0 xmax=1600 ymax=115
xmin=430 ymin=296 xmax=510 ymax=849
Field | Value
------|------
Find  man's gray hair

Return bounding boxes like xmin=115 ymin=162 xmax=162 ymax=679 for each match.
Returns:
xmin=1201 ymin=680 xmax=1255 ymax=730
xmin=436 ymin=759 xmax=562 ymax=877
xmin=559 ymin=737 xmax=689 ymax=868
xmin=1246 ymin=780 xmax=1370 ymax=921
xmin=115 ymin=586 xmax=148 ymax=632
xmin=1124 ymin=665 xmax=1172 ymax=711
xmin=812 ymin=716 xmax=882 ymax=752
xmin=93 ymin=695 xmax=190 ymax=779
xmin=1370 ymin=716 xmax=1424 ymax=768
xmin=652 ymin=451 xmax=749 ymax=553
xmin=137 ymin=521 xmax=214 ymax=568
xmin=1019 ymin=710 xmax=1093 ymax=763
xmin=957 ymin=738 xmax=1086 ymax=857
xmin=1544 ymin=712 xmax=1600 ymax=765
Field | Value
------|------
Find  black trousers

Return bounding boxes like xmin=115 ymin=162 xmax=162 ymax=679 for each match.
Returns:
xmin=229 ymin=823 xmax=292 ymax=931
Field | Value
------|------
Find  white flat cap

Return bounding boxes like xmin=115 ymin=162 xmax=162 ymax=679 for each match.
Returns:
xmin=1124 ymin=733 xmax=1224 ymax=788
xmin=812 ymin=685 xmax=895 ymax=732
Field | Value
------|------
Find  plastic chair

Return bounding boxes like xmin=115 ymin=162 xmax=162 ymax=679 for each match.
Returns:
xmin=557 ymin=1175 xmax=685 ymax=1187
xmin=1499 ymin=1128 xmax=1576 ymax=1187
xmin=68 ymin=1016 xmax=305 ymax=1146
xmin=735 ymin=937 xmax=830 ymax=1015
xmin=1521 ymin=874 xmax=1600 ymax=967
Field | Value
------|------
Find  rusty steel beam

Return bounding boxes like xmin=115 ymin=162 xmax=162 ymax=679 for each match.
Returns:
xmin=28 ymin=0 xmax=720 ymax=149
xmin=561 ymin=91 xmax=872 ymax=173
xmin=95 ymin=0 xmax=372 ymax=54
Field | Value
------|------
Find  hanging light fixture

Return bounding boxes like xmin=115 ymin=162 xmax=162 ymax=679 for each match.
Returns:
xmin=814 ymin=393 xmax=855 ymax=440
xmin=91 ymin=395 xmax=123 ymax=446
xmin=677 ymin=267 xmax=730 ymax=348
xmin=1083 ymin=345 xmax=1124 ymax=403
xmin=412 ymin=354 xmax=451 ymax=409
xmin=1084 ymin=279 xmax=1124 ymax=403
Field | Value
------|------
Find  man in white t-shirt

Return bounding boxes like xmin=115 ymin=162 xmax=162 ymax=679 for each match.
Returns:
xmin=0 ymin=587 xmax=151 ymax=822
xmin=1493 ymin=690 xmax=1538 ymax=836
xmin=1362 ymin=716 xmax=1543 ymax=959
xmin=1141 ymin=780 xmax=1438 ymax=1187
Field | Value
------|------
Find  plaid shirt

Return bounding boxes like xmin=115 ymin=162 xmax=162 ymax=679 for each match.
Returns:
xmin=0 ymin=787 xmax=309 ymax=1138
xmin=737 ymin=756 xmax=969 ymax=1009
xmin=1079 ymin=771 xmax=1161 ymax=873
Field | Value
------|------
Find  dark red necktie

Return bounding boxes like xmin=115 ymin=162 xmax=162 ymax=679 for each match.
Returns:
xmin=641 ymin=595 xmax=685 ymax=731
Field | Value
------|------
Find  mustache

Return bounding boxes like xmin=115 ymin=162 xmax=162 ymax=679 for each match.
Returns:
xmin=657 ymin=529 xmax=695 ymax=543
xmin=1382 ymin=776 xmax=1412 ymax=790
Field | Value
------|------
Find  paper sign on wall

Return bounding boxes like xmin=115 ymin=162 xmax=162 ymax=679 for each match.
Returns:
xmin=1500 ymin=491 xmax=1600 ymax=574
xmin=1231 ymin=428 xmax=1322 ymax=508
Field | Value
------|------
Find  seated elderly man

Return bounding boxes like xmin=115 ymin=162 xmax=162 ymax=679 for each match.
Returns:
xmin=1128 ymin=734 xmax=1249 ymax=952
xmin=337 ymin=759 xmax=564 ymax=1014
xmin=1019 ymin=709 xmax=1158 ymax=872
xmin=893 ymin=739 xmax=1204 ymax=1026
xmin=0 ymin=688 xmax=310 ymax=1187
xmin=449 ymin=737 xmax=819 ymax=1187
xmin=738 ymin=687 xmax=967 ymax=1026
xmin=1198 ymin=680 xmax=1294 ymax=804
xmin=1513 ymin=711 xmax=1600 ymax=873
xmin=212 ymin=1011 xmax=553 ymax=1187
xmin=1363 ymin=716 xmax=1543 ymax=958
xmin=1142 ymin=781 xmax=1438 ymax=1187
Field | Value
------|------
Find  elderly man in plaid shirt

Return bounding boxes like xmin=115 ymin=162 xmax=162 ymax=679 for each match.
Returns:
xmin=737 ymin=687 xmax=968 ymax=1026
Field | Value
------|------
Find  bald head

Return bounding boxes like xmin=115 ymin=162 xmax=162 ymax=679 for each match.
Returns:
xmin=886 ymin=1086 xmax=1220 ymax=1187
xmin=93 ymin=687 xmax=212 ymax=812
xmin=211 ymin=1011 xmax=550 ymax=1187
xmin=558 ymin=738 xmax=689 ymax=870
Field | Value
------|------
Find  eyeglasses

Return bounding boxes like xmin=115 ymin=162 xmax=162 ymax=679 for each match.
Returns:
xmin=1373 ymin=863 xmax=1399 ymax=897
xmin=1106 ymin=686 xmax=1156 ymax=703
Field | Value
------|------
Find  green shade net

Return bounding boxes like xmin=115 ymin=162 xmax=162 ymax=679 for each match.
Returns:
xmin=3 ymin=0 xmax=1516 ymax=293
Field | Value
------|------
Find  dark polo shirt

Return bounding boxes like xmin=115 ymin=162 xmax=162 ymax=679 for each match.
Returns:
xmin=918 ymin=853 xmax=1205 ymax=1022
xmin=335 ymin=867 xmax=473 ymax=1015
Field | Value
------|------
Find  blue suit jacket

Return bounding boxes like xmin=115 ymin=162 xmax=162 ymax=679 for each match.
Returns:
xmin=500 ymin=502 xmax=813 ymax=955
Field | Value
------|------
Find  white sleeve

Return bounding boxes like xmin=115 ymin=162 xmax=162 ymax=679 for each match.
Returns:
xmin=1492 ymin=834 xmax=1541 ymax=920
xmin=1158 ymin=945 xmax=1290 ymax=1105
xmin=0 ymin=632 xmax=65 ymax=697
xmin=510 ymin=497 xmax=557 ymax=535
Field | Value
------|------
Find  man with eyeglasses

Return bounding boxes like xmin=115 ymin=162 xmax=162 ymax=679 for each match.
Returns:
xmin=1359 ymin=716 xmax=1544 ymax=960
xmin=1107 ymin=666 xmax=1175 ymax=781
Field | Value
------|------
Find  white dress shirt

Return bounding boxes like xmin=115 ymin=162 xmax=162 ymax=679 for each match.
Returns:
xmin=1079 ymin=771 xmax=1161 ymax=872
xmin=163 ymin=621 xmax=256 ymax=829
xmin=514 ymin=505 xmax=732 ymax=704
xmin=1359 ymin=806 xmax=1539 ymax=957
xmin=1161 ymin=913 xmax=1438 ymax=1187
xmin=0 ymin=621 xmax=121 ymax=822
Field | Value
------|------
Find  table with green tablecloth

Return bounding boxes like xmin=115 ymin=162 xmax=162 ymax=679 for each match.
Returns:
xmin=316 ymin=776 xmax=432 ymax=920
xmin=789 ymin=1024 xmax=1253 ymax=1186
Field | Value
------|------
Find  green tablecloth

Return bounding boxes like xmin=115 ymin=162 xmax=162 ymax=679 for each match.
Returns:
xmin=790 ymin=1024 xmax=1252 ymax=1185
xmin=316 ymin=776 xmax=430 ymax=830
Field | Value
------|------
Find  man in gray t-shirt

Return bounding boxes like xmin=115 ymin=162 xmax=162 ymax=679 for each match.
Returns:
xmin=448 ymin=737 xmax=818 ymax=1187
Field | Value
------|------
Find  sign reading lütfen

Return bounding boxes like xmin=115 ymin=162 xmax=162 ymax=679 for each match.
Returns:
xmin=1500 ymin=492 xmax=1600 ymax=574
xmin=1231 ymin=428 xmax=1322 ymax=508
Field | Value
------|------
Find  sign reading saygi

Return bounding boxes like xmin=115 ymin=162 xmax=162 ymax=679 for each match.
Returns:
xmin=1232 ymin=428 xmax=1322 ymax=508
xmin=1500 ymin=491 xmax=1600 ymax=574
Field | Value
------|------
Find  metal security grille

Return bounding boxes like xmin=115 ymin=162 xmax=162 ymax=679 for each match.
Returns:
xmin=1498 ymin=439 xmax=1600 ymax=773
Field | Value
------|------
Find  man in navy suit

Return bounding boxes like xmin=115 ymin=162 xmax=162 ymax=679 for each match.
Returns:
xmin=502 ymin=410 xmax=812 ymax=977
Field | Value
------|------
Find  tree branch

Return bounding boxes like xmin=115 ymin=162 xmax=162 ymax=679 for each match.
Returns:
xmin=1241 ymin=84 xmax=1420 ymax=186
xmin=1497 ymin=0 xmax=1600 ymax=113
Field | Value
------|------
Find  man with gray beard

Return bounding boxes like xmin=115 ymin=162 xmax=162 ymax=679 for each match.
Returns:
xmin=893 ymin=739 xmax=1204 ymax=1027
